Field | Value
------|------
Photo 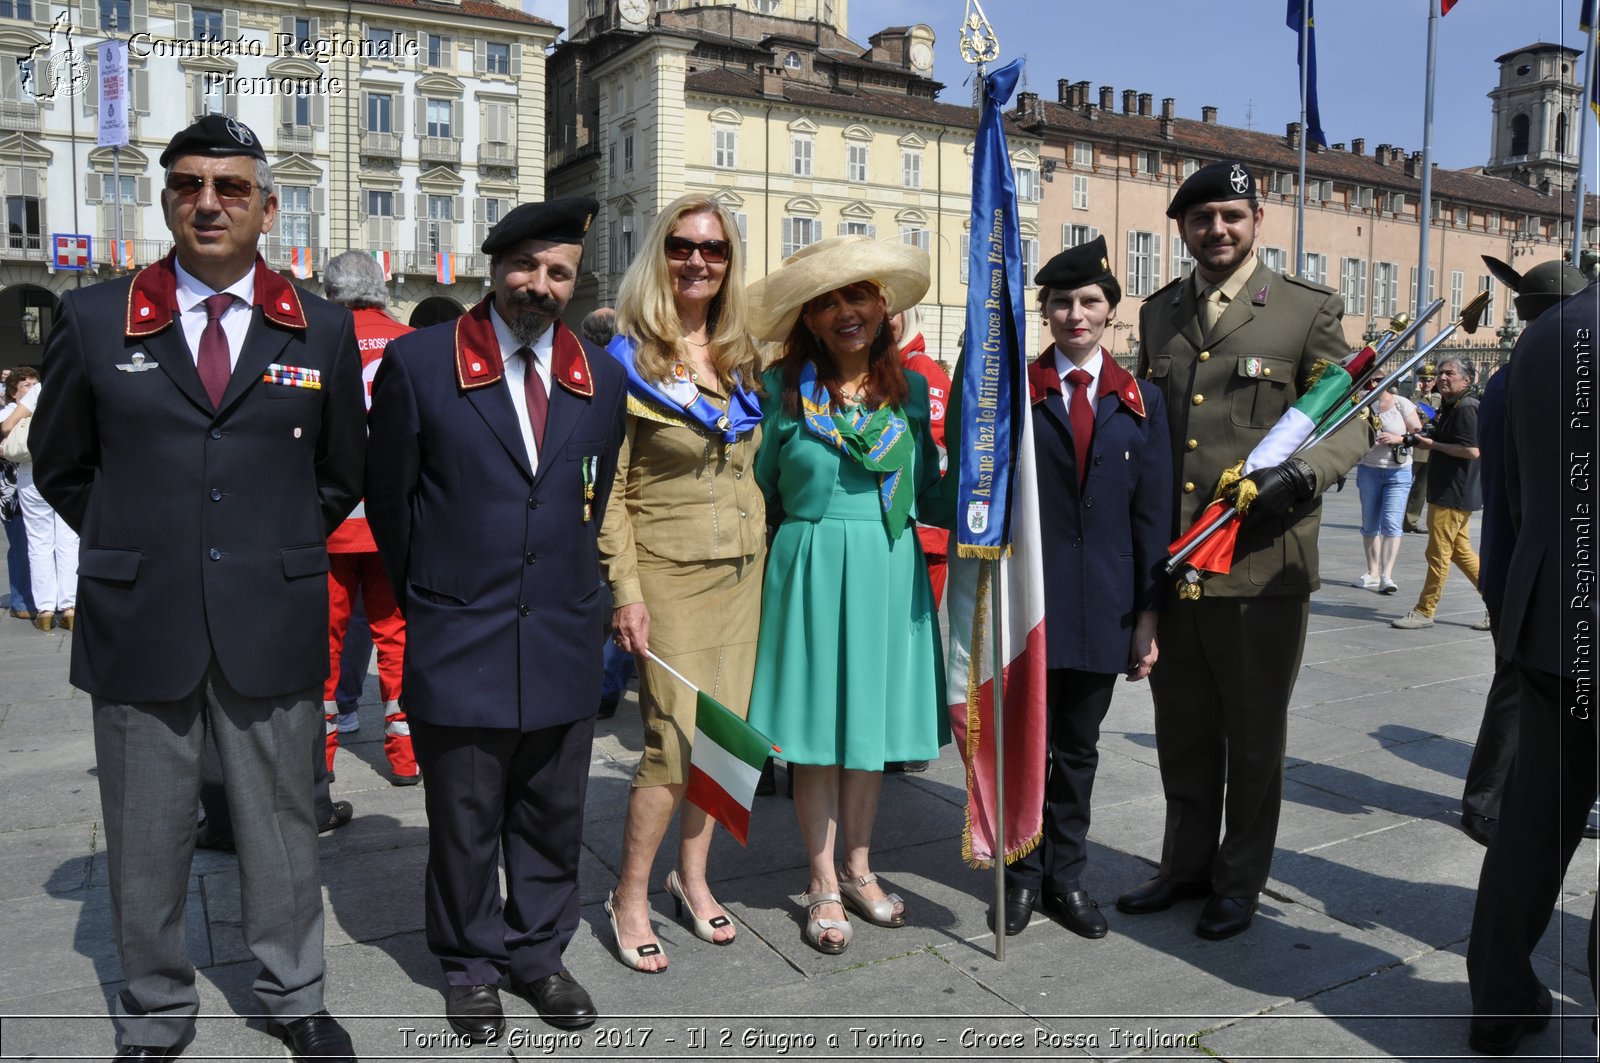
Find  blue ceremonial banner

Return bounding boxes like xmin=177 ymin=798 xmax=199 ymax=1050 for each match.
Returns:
xmin=1287 ymin=0 xmax=1328 ymax=148
xmin=954 ymin=57 xmax=1027 ymax=559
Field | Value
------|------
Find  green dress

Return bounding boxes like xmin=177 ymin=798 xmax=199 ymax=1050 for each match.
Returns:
xmin=747 ymin=366 xmax=950 ymax=769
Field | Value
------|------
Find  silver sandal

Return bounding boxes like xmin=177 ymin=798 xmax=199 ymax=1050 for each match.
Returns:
xmin=838 ymin=871 xmax=906 ymax=928
xmin=799 ymin=890 xmax=853 ymax=954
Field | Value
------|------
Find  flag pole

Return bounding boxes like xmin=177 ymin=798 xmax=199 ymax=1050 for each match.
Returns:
xmin=1573 ymin=15 xmax=1599 ymax=267
xmin=1295 ymin=0 xmax=1309 ymax=274
xmin=1416 ymin=0 xmax=1440 ymax=326
xmin=643 ymin=649 xmax=699 ymax=695
xmin=959 ymin=0 xmax=1008 ymax=961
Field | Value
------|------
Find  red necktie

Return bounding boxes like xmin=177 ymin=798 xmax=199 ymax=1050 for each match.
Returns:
xmin=1066 ymin=367 xmax=1094 ymax=488
xmin=197 ymin=293 xmax=235 ymax=408
xmin=518 ymin=346 xmax=548 ymax=453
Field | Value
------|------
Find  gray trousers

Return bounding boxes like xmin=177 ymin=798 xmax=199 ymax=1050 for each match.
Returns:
xmin=93 ymin=662 xmax=325 ymax=1049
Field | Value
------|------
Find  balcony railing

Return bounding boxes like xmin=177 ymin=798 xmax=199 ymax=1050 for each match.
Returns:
xmin=478 ymin=142 xmax=516 ymax=167
xmin=0 ymin=101 xmax=40 ymax=133
xmin=277 ymin=125 xmax=316 ymax=153
xmin=360 ymin=131 xmax=401 ymax=158
xmin=419 ymin=136 xmax=461 ymax=165
xmin=387 ymin=249 xmax=490 ymax=283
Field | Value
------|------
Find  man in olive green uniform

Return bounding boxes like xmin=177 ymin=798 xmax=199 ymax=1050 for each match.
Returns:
xmin=1120 ymin=161 xmax=1367 ymax=939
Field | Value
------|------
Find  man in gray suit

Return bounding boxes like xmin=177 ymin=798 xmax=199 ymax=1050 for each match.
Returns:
xmin=30 ymin=116 xmax=364 ymax=1061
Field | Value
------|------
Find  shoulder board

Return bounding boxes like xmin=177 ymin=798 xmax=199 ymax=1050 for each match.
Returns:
xmin=1280 ymin=273 xmax=1338 ymax=297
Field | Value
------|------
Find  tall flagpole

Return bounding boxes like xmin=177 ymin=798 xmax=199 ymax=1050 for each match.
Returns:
xmin=1295 ymin=0 xmax=1309 ymax=274
xmin=1573 ymin=16 xmax=1599 ymax=267
xmin=1416 ymin=0 xmax=1440 ymax=324
xmin=959 ymin=0 xmax=1007 ymax=962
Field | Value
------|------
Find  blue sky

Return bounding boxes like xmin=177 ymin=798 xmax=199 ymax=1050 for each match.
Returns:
xmin=522 ymin=1 xmax=1592 ymax=172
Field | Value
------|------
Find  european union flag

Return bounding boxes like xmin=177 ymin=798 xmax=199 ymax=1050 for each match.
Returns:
xmin=1286 ymin=0 xmax=1328 ymax=147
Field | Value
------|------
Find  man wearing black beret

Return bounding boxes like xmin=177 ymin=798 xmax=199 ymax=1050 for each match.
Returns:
xmin=1122 ymin=160 xmax=1366 ymax=939
xmin=365 ymin=196 xmax=626 ymax=1037
xmin=30 ymin=115 xmax=365 ymax=1060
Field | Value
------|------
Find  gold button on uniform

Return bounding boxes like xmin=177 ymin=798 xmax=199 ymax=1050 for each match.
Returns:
xmin=1198 ymin=351 xmax=1211 ymax=362
xmin=1192 ymin=394 xmax=1205 ymax=406
xmin=1183 ymin=481 xmax=1196 ymax=493
xmin=1263 ymin=367 xmax=1272 ymax=377
xmin=1186 ymin=438 xmax=1199 ymax=450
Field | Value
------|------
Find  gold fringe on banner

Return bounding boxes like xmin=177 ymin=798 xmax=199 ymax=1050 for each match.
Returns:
xmin=956 ymin=543 xmax=1010 ymax=560
xmin=959 ymin=559 xmax=1044 ymax=869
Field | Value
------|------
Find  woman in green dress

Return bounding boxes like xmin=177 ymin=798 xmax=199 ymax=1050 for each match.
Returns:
xmin=745 ymin=237 xmax=948 ymax=955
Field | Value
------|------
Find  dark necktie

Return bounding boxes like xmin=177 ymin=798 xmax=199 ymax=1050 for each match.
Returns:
xmin=518 ymin=345 xmax=548 ymax=453
xmin=197 ymin=292 xmax=235 ymax=408
xmin=1066 ymin=367 xmax=1094 ymax=489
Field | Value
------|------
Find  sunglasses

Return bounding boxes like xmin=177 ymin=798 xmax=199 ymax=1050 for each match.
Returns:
xmin=165 ymin=173 xmax=256 ymax=203
xmin=664 ymin=236 xmax=730 ymax=263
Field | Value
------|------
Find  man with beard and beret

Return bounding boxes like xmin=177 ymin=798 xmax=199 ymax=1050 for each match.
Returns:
xmin=30 ymin=115 xmax=364 ymax=1061
xmin=365 ymin=197 xmax=626 ymax=1039
xmin=1465 ymin=282 xmax=1599 ymax=1056
xmin=1124 ymin=160 xmax=1366 ymax=940
xmin=998 ymin=236 xmax=1170 ymax=940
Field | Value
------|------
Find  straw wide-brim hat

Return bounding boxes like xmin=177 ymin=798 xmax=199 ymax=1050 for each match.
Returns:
xmin=746 ymin=236 xmax=931 ymax=343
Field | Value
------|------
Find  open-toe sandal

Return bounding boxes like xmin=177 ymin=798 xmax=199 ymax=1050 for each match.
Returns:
xmin=605 ymin=892 xmax=666 ymax=973
xmin=666 ymin=869 xmax=735 ymax=945
xmin=838 ymin=871 xmax=906 ymax=928
xmin=799 ymin=890 xmax=852 ymax=954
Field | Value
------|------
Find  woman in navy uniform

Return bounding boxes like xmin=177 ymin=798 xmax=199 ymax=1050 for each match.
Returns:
xmin=1000 ymin=237 xmax=1171 ymax=938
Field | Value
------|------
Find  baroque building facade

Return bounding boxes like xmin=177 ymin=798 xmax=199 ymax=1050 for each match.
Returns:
xmin=546 ymin=0 xmax=1042 ymax=361
xmin=0 ymin=0 xmax=556 ymax=361
xmin=1011 ymin=41 xmax=1590 ymax=358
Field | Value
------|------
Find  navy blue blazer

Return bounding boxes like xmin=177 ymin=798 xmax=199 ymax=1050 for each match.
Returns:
xmin=31 ymin=254 xmax=365 ymax=703
xmin=364 ymin=299 xmax=627 ymax=731
xmin=1027 ymin=349 xmax=1172 ymax=674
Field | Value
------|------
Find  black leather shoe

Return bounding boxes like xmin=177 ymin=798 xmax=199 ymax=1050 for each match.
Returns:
xmin=193 ymin=820 xmax=235 ymax=853
xmin=996 ymin=887 xmax=1036 ymax=936
xmin=318 ymin=801 xmax=353 ymax=834
xmin=1195 ymin=894 xmax=1258 ymax=940
xmin=1044 ymin=889 xmax=1108 ymax=939
xmin=518 ymin=970 xmax=598 ymax=1030
xmin=115 ymin=1048 xmax=179 ymax=1060
xmin=1468 ymin=983 xmax=1552 ymax=1055
xmin=269 ymin=1011 xmax=354 ymax=1063
xmin=1460 ymin=812 xmax=1497 ymax=847
xmin=446 ymin=984 xmax=504 ymax=1044
xmin=1115 ymin=876 xmax=1209 ymax=914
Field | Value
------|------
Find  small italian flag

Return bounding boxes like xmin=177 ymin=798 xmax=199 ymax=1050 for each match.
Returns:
xmin=648 ymin=651 xmax=778 ymax=846
xmin=1169 ymin=356 xmax=1354 ymax=575
xmin=1239 ymin=357 xmax=1353 ymax=475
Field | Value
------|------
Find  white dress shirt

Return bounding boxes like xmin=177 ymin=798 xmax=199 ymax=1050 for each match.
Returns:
xmin=173 ymin=259 xmax=255 ymax=369
xmin=489 ymin=302 xmax=555 ymax=473
xmin=1053 ymin=346 xmax=1105 ymax=407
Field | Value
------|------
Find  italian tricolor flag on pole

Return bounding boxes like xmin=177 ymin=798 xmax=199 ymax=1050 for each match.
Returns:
xmin=1169 ymin=357 xmax=1354 ymax=575
xmin=646 ymin=651 xmax=777 ymax=846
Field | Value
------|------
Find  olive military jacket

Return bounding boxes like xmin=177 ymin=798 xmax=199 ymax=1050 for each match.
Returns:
xmin=1137 ymin=260 xmax=1368 ymax=599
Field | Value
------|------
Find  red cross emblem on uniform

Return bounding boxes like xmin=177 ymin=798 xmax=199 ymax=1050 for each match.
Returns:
xmin=53 ymin=234 xmax=91 ymax=271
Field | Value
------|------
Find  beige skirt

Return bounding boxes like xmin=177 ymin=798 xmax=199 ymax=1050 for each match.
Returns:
xmin=632 ymin=545 xmax=764 ymax=787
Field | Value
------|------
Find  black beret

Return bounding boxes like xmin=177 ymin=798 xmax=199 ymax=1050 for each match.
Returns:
xmin=159 ymin=114 xmax=268 ymax=167
xmin=481 ymin=196 xmax=599 ymax=255
xmin=1035 ymin=235 xmax=1116 ymax=293
xmin=1166 ymin=160 xmax=1257 ymax=219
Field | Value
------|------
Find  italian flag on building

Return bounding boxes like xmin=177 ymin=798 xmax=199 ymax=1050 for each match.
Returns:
xmin=686 ymin=690 xmax=778 ymax=846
